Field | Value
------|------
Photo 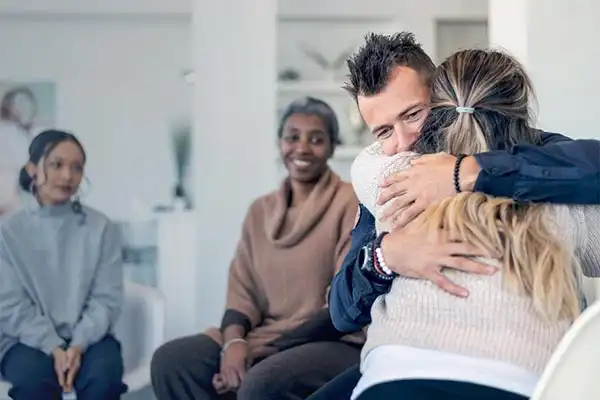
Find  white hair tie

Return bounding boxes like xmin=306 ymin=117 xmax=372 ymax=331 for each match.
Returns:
xmin=456 ymin=106 xmax=475 ymax=114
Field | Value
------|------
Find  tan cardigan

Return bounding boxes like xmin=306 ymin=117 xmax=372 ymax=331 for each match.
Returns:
xmin=225 ymin=169 xmax=358 ymax=359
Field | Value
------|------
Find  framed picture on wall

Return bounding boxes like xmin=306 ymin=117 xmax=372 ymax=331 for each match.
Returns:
xmin=0 ymin=81 xmax=56 ymax=216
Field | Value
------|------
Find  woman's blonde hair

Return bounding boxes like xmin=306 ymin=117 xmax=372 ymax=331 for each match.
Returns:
xmin=411 ymin=49 xmax=579 ymax=321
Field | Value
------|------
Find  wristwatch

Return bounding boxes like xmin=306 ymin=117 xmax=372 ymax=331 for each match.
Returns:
xmin=359 ymin=234 xmax=396 ymax=282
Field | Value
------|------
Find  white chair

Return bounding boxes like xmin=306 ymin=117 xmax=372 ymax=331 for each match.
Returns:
xmin=116 ymin=282 xmax=166 ymax=393
xmin=0 ymin=282 xmax=165 ymax=399
xmin=531 ymin=279 xmax=600 ymax=400
xmin=0 ymin=376 xmax=7 ymax=399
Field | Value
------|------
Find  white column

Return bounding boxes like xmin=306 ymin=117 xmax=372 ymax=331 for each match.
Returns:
xmin=191 ymin=1 xmax=278 ymax=331
xmin=157 ymin=212 xmax=198 ymax=341
xmin=489 ymin=0 xmax=600 ymax=140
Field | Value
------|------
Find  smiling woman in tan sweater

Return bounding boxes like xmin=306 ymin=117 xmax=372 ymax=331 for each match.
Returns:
xmin=151 ymin=97 xmax=361 ymax=400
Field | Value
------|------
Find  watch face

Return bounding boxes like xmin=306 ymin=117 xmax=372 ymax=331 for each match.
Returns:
xmin=360 ymin=242 xmax=395 ymax=281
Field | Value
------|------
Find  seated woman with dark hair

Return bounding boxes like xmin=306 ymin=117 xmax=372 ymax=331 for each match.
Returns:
xmin=0 ymin=130 xmax=126 ymax=399
xmin=151 ymin=97 xmax=362 ymax=400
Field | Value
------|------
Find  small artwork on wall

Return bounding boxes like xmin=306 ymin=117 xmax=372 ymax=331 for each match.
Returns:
xmin=0 ymin=81 xmax=56 ymax=217
xmin=0 ymin=81 xmax=57 ymax=137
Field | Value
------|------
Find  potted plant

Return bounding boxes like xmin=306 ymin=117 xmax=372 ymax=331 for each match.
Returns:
xmin=170 ymin=120 xmax=192 ymax=210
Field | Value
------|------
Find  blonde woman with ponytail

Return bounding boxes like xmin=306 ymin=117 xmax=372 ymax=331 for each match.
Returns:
xmin=350 ymin=49 xmax=600 ymax=400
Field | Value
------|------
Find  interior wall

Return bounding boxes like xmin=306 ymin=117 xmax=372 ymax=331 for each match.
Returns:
xmin=0 ymin=16 xmax=191 ymax=220
xmin=0 ymin=1 xmax=487 ymax=218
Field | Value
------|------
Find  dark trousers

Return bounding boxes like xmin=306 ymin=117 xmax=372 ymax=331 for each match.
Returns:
xmin=306 ymin=364 xmax=361 ymax=400
xmin=357 ymin=379 xmax=529 ymax=400
xmin=150 ymin=333 xmax=361 ymax=400
xmin=0 ymin=335 xmax=126 ymax=400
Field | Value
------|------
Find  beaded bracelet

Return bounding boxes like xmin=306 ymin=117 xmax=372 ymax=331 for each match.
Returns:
xmin=221 ymin=338 xmax=247 ymax=356
xmin=454 ymin=154 xmax=467 ymax=193
xmin=373 ymin=232 xmax=395 ymax=278
xmin=375 ymin=247 xmax=394 ymax=276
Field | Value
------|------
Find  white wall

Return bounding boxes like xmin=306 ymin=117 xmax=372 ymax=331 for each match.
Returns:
xmin=489 ymin=0 xmax=600 ymax=140
xmin=488 ymin=0 xmax=528 ymax=65
xmin=0 ymin=0 xmax=190 ymax=15
xmin=0 ymin=15 xmax=191 ymax=219
xmin=527 ymin=0 xmax=599 ymax=139
xmin=0 ymin=1 xmax=488 ymax=336
xmin=280 ymin=0 xmax=488 ymax=62
xmin=0 ymin=0 xmax=486 ymax=219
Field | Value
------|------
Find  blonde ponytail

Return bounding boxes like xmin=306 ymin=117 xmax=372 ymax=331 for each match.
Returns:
xmin=409 ymin=49 xmax=578 ymax=321
xmin=445 ymin=111 xmax=488 ymax=155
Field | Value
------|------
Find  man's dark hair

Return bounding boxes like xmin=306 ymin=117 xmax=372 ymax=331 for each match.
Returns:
xmin=343 ymin=32 xmax=436 ymax=100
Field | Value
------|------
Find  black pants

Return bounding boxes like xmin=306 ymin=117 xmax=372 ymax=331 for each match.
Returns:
xmin=0 ymin=335 xmax=126 ymax=400
xmin=357 ymin=379 xmax=529 ymax=400
xmin=306 ymin=364 xmax=361 ymax=400
xmin=150 ymin=333 xmax=361 ymax=400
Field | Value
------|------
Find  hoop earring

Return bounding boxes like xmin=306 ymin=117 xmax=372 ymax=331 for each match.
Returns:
xmin=72 ymin=196 xmax=82 ymax=212
xmin=71 ymin=194 xmax=87 ymax=225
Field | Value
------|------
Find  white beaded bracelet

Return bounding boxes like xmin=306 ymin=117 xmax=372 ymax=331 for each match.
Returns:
xmin=221 ymin=338 xmax=247 ymax=355
xmin=375 ymin=247 xmax=394 ymax=276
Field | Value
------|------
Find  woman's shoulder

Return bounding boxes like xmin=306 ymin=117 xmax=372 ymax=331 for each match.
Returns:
xmin=350 ymin=142 xmax=418 ymax=212
xmin=0 ymin=207 xmax=30 ymax=234
xmin=248 ymin=189 xmax=279 ymax=210
xmin=238 ymin=190 xmax=281 ymax=227
xmin=80 ymin=205 xmax=115 ymax=229
xmin=556 ymin=204 xmax=600 ymax=249
xmin=334 ymin=178 xmax=358 ymax=206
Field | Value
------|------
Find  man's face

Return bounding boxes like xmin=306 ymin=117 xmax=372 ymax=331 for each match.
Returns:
xmin=357 ymin=66 xmax=430 ymax=156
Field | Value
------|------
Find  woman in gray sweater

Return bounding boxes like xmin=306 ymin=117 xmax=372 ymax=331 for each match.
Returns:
xmin=0 ymin=130 xmax=126 ymax=399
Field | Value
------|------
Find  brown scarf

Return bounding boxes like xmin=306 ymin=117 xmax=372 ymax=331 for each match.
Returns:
xmin=264 ymin=168 xmax=342 ymax=248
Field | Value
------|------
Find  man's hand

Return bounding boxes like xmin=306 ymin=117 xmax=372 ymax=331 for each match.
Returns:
xmin=380 ymin=223 xmax=498 ymax=297
xmin=52 ymin=347 xmax=69 ymax=391
xmin=378 ymin=153 xmax=481 ymax=229
xmin=218 ymin=341 xmax=248 ymax=392
xmin=65 ymin=346 xmax=83 ymax=392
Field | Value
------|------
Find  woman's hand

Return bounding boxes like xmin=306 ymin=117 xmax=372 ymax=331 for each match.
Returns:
xmin=378 ymin=154 xmax=480 ymax=229
xmin=212 ymin=373 xmax=228 ymax=394
xmin=64 ymin=346 xmax=83 ymax=392
xmin=52 ymin=347 xmax=69 ymax=391
xmin=380 ymin=222 xmax=499 ymax=297
xmin=218 ymin=340 xmax=248 ymax=392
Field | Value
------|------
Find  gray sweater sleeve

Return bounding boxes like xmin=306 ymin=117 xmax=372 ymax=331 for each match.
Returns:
xmin=0 ymin=236 xmax=65 ymax=355
xmin=70 ymin=221 xmax=124 ymax=351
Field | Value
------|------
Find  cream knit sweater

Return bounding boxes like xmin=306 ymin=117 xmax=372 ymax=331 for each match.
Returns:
xmin=351 ymin=142 xmax=600 ymax=374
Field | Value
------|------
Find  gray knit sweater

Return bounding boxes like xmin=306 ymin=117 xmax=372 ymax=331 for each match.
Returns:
xmin=0 ymin=200 xmax=123 ymax=362
xmin=351 ymin=142 xmax=600 ymax=374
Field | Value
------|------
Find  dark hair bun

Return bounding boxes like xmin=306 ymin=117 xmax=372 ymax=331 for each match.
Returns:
xmin=18 ymin=166 xmax=33 ymax=192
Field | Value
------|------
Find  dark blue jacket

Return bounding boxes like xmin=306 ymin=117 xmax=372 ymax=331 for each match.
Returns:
xmin=329 ymin=132 xmax=600 ymax=333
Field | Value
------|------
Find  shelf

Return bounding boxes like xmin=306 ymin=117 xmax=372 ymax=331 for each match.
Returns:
xmin=277 ymin=81 xmax=347 ymax=96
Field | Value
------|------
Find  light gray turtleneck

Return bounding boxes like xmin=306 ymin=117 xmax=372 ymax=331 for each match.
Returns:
xmin=0 ymin=200 xmax=123 ymax=361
